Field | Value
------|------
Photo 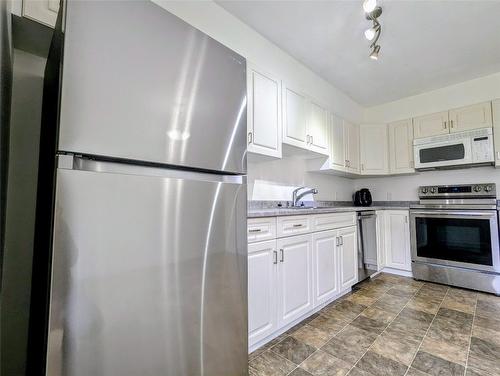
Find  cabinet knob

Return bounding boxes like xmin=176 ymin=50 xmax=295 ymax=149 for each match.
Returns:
xmin=248 ymin=132 xmax=253 ymax=144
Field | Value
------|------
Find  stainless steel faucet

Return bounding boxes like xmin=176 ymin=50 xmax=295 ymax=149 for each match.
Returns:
xmin=292 ymin=187 xmax=318 ymax=207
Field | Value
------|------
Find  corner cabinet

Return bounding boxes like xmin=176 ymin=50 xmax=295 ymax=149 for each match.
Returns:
xmin=359 ymin=124 xmax=389 ymax=175
xmin=383 ymin=210 xmax=411 ymax=272
xmin=307 ymin=101 xmax=329 ymax=155
xmin=247 ymin=65 xmax=282 ymax=159
xmin=388 ymin=119 xmax=414 ymax=174
xmin=329 ymin=113 xmax=346 ymax=172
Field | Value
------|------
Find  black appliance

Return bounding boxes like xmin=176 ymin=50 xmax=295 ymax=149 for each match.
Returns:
xmin=354 ymin=188 xmax=372 ymax=207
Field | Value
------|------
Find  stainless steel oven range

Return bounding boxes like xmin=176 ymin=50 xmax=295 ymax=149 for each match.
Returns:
xmin=410 ymin=183 xmax=500 ymax=295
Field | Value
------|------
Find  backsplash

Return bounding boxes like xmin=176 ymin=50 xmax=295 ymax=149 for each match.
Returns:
xmin=248 ymin=200 xmax=416 ymax=209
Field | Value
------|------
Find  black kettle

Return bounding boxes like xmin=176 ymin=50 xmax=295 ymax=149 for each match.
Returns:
xmin=353 ymin=188 xmax=372 ymax=207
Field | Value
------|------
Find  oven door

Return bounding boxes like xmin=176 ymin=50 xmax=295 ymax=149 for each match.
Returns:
xmin=410 ymin=210 xmax=500 ymax=273
xmin=414 ymin=138 xmax=471 ymax=169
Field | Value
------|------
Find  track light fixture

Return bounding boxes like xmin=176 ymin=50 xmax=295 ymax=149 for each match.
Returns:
xmin=363 ymin=0 xmax=382 ymax=60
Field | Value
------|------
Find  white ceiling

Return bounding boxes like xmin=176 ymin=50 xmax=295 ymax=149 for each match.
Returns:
xmin=216 ymin=0 xmax=500 ymax=107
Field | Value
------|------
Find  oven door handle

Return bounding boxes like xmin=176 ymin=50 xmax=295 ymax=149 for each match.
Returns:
xmin=410 ymin=210 xmax=496 ymax=217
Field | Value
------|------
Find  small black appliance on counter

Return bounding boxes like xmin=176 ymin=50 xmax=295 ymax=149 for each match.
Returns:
xmin=353 ymin=188 xmax=372 ymax=207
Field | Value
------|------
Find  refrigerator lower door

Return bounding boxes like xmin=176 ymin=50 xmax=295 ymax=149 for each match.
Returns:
xmin=46 ymin=157 xmax=247 ymax=376
xmin=59 ymin=0 xmax=247 ymax=174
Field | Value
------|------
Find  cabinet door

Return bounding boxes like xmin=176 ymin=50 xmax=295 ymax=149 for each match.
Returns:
xmin=449 ymin=101 xmax=493 ymax=133
xmin=277 ymin=234 xmax=313 ymax=327
xmin=345 ymin=121 xmax=360 ymax=174
xmin=282 ymin=85 xmax=308 ymax=150
xmin=493 ymin=99 xmax=500 ymax=166
xmin=360 ymin=124 xmax=389 ymax=175
xmin=384 ymin=211 xmax=411 ymax=271
xmin=330 ymin=114 xmax=346 ymax=171
xmin=307 ymin=101 xmax=329 ymax=155
xmin=247 ymin=66 xmax=282 ymax=158
xmin=339 ymin=226 xmax=358 ymax=291
xmin=23 ymin=0 xmax=59 ymax=27
xmin=248 ymin=240 xmax=278 ymax=346
xmin=312 ymin=230 xmax=339 ymax=306
xmin=413 ymin=111 xmax=449 ymax=138
xmin=389 ymin=119 xmax=414 ymax=174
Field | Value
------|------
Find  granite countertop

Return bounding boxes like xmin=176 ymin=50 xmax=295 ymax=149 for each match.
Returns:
xmin=247 ymin=201 xmax=415 ymax=218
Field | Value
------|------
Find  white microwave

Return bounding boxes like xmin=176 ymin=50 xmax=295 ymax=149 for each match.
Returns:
xmin=414 ymin=127 xmax=494 ymax=170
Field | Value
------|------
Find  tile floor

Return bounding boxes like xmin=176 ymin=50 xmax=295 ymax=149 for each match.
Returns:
xmin=248 ymin=273 xmax=500 ymax=376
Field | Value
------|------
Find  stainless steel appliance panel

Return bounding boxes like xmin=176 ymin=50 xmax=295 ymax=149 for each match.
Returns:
xmin=47 ymin=161 xmax=247 ymax=376
xmin=59 ymin=1 xmax=247 ymax=174
xmin=410 ymin=209 xmax=500 ymax=273
xmin=357 ymin=211 xmax=378 ymax=282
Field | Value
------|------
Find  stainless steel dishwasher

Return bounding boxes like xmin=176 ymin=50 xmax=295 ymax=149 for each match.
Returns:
xmin=357 ymin=211 xmax=378 ymax=283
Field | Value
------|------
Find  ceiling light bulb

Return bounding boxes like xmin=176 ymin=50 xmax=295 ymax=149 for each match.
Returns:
xmin=363 ymin=0 xmax=377 ymax=13
xmin=369 ymin=45 xmax=381 ymax=60
xmin=364 ymin=27 xmax=376 ymax=41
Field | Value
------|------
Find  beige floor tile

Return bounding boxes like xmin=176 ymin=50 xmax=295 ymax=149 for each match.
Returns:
xmin=291 ymin=324 xmax=332 ymax=349
xmin=420 ymin=336 xmax=468 ymax=365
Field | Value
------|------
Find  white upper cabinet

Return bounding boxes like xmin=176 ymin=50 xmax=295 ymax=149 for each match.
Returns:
xmin=384 ymin=210 xmax=411 ymax=272
xmin=449 ymin=101 xmax=492 ymax=133
xmin=413 ymin=111 xmax=449 ymax=139
xmin=282 ymin=84 xmax=329 ymax=156
xmin=22 ymin=0 xmax=59 ymax=27
xmin=359 ymin=124 xmax=389 ymax=175
xmin=276 ymin=234 xmax=313 ymax=327
xmin=248 ymin=240 xmax=278 ymax=346
xmin=307 ymin=101 xmax=329 ymax=155
xmin=493 ymin=99 xmax=500 ymax=165
xmin=329 ymin=114 xmax=346 ymax=172
xmin=345 ymin=121 xmax=360 ymax=174
xmin=282 ymin=85 xmax=309 ymax=149
xmin=388 ymin=119 xmax=414 ymax=174
xmin=312 ymin=230 xmax=339 ymax=306
xmin=247 ymin=65 xmax=282 ymax=158
xmin=413 ymin=102 xmax=493 ymax=139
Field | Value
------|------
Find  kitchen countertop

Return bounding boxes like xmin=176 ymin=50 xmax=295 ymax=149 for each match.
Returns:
xmin=247 ymin=201 xmax=415 ymax=218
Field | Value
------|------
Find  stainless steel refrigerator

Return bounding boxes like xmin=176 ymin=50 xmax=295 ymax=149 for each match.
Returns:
xmin=30 ymin=1 xmax=248 ymax=375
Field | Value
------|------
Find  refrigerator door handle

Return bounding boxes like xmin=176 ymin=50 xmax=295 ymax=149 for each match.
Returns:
xmin=58 ymin=154 xmax=245 ymax=184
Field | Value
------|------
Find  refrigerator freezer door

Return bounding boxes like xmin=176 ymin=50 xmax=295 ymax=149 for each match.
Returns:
xmin=59 ymin=1 xmax=247 ymax=174
xmin=46 ymin=159 xmax=247 ymax=376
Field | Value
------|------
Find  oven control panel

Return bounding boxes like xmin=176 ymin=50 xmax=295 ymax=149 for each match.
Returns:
xmin=418 ymin=183 xmax=496 ymax=198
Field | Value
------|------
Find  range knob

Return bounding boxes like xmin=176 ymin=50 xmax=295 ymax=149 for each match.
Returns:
xmin=474 ymin=185 xmax=482 ymax=192
xmin=485 ymin=185 xmax=493 ymax=192
xmin=430 ymin=187 xmax=437 ymax=193
xmin=421 ymin=187 xmax=428 ymax=194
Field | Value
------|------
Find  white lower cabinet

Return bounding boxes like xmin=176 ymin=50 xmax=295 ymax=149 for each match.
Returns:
xmin=338 ymin=226 xmax=358 ymax=290
xmin=382 ymin=210 xmax=411 ymax=272
xmin=248 ymin=240 xmax=278 ymax=345
xmin=312 ymin=230 xmax=339 ymax=306
xmin=277 ymin=234 xmax=313 ymax=327
xmin=247 ymin=214 xmax=358 ymax=349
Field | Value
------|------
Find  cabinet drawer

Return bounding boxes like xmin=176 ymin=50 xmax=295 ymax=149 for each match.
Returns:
xmin=277 ymin=215 xmax=312 ymax=238
xmin=313 ymin=212 xmax=356 ymax=231
xmin=248 ymin=217 xmax=277 ymax=243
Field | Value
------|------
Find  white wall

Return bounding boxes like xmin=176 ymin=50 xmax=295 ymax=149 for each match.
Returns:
xmin=363 ymin=72 xmax=500 ymax=123
xmin=249 ymin=157 xmax=353 ymax=201
xmin=357 ymin=71 xmax=500 ymax=201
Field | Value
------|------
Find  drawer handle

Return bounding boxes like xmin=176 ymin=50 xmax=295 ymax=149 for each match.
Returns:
xmin=292 ymin=224 xmax=303 ymax=228
xmin=249 ymin=229 xmax=262 ymax=233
